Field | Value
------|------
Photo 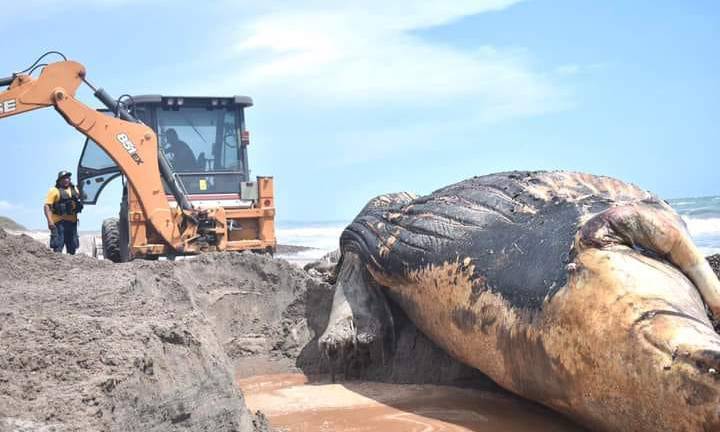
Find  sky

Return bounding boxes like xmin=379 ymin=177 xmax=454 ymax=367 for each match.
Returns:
xmin=0 ymin=0 xmax=718 ymax=230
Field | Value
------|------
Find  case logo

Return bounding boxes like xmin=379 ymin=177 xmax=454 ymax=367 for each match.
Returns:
xmin=0 ymin=99 xmax=17 ymax=114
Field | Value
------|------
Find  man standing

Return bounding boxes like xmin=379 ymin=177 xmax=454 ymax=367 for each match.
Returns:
xmin=44 ymin=170 xmax=83 ymax=254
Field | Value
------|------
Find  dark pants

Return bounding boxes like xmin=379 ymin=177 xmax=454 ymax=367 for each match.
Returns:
xmin=50 ymin=220 xmax=79 ymax=254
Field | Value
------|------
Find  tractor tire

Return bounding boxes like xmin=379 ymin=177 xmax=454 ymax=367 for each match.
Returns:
xmin=102 ymin=218 xmax=124 ymax=263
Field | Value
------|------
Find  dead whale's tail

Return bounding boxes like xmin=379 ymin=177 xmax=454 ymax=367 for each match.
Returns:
xmin=578 ymin=202 xmax=720 ymax=323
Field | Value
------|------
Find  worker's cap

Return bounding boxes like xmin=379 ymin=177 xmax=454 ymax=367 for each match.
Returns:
xmin=57 ymin=170 xmax=72 ymax=180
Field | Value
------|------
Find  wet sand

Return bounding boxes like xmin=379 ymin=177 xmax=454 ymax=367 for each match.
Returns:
xmin=238 ymin=374 xmax=586 ymax=432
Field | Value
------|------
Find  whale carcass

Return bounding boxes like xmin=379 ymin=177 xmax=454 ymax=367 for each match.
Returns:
xmin=319 ymin=171 xmax=720 ymax=432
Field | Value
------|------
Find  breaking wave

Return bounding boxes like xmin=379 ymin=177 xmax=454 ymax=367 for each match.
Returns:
xmin=669 ymin=196 xmax=720 ymax=256
xmin=682 ymin=217 xmax=720 ymax=237
xmin=276 ymin=221 xmax=347 ymax=254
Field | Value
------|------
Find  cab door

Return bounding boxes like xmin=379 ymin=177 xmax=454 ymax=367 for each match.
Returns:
xmin=77 ymin=137 xmax=122 ymax=205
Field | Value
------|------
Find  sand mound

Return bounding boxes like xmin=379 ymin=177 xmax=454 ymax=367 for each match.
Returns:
xmin=0 ymin=229 xmax=291 ymax=431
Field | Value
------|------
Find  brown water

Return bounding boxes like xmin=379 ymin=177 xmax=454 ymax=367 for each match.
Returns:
xmin=238 ymin=374 xmax=586 ymax=432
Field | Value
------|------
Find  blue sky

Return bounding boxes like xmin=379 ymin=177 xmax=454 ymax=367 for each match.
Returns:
xmin=0 ymin=0 xmax=718 ymax=229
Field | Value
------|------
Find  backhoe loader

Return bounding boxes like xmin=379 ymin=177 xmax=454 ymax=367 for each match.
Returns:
xmin=0 ymin=52 xmax=276 ymax=261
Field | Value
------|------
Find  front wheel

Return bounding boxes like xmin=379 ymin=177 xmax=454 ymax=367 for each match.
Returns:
xmin=101 ymin=218 xmax=128 ymax=263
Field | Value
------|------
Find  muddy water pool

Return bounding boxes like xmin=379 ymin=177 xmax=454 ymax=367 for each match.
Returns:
xmin=238 ymin=373 xmax=586 ymax=432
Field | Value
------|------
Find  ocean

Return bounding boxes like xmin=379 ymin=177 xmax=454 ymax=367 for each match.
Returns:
xmin=276 ymin=196 xmax=720 ymax=260
xmin=667 ymin=196 xmax=720 ymax=256
xmin=275 ymin=221 xmax=347 ymax=264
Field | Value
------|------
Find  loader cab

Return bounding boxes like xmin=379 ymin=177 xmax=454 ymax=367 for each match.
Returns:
xmin=77 ymin=95 xmax=254 ymax=204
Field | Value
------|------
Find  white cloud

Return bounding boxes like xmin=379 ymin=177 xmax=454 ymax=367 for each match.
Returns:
xmin=3 ymin=0 xmax=577 ymax=173
xmin=205 ymin=0 xmax=568 ymax=121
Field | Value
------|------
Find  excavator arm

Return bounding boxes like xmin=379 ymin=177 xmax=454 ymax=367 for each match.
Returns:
xmin=0 ymin=60 xmax=191 ymax=251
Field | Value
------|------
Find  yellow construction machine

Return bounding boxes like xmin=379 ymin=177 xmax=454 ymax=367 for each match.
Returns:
xmin=0 ymin=52 xmax=276 ymax=261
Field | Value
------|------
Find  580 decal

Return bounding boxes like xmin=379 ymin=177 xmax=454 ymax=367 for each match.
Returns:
xmin=0 ymin=99 xmax=17 ymax=114
xmin=116 ymin=133 xmax=144 ymax=165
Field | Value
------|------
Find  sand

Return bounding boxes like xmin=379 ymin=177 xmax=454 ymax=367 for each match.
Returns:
xmin=0 ymin=228 xmax=297 ymax=431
